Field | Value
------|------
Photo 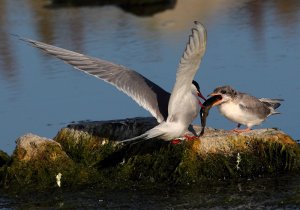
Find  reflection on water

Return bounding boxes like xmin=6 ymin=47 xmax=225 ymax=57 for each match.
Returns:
xmin=239 ymin=0 xmax=300 ymax=42
xmin=0 ymin=1 xmax=17 ymax=82
xmin=1 ymin=0 xmax=300 ymax=152
xmin=1 ymin=174 xmax=300 ymax=208
xmin=28 ymin=0 xmax=55 ymax=43
xmin=49 ymin=0 xmax=177 ymax=17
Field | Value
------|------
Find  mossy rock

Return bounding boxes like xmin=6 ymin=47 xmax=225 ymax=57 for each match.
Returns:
xmin=1 ymin=118 xmax=300 ymax=190
xmin=1 ymin=134 xmax=99 ymax=190
xmin=53 ymin=118 xmax=300 ymax=187
xmin=0 ymin=150 xmax=10 ymax=187
xmin=0 ymin=150 xmax=10 ymax=167
xmin=54 ymin=127 xmax=116 ymax=166
xmin=54 ymin=118 xmax=157 ymax=166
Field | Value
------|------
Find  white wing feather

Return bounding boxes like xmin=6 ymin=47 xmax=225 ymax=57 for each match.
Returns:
xmin=168 ymin=22 xmax=207 ymax=115
xmin=20 ymin=38 xmax=170 ymax=122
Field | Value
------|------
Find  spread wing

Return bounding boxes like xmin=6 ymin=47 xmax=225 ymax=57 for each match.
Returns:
xmin=20 ymin=37 xmax=170 ymax=122
xmin=168 ymin=21 xmax=207 ymax=114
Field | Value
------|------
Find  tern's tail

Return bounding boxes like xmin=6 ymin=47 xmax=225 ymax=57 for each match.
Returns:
xmin=259 ymin=98 xmax=284 ymax=115
xmin=119 ymin=127 xmax=165 ymax=143
xmin=259 ymin=98 xmax=283 ymax=109
xmin=119 ymin=133 xmax=148 ymax=143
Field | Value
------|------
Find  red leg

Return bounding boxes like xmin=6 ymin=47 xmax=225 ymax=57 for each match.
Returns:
xmin=231 ymin=123 xmax=241 ymax=131
xmin=171 ymin=135 xmax=198 ymax=144
xmin=198 ymin=92 xmax=206 ymax=101
xmin=198 ymin=100 xmax=205 ymax=108
xmin=171 ymin=139 xmax=181 ymax=144
xmin=232 ymin=127 xmax=251 ymax=133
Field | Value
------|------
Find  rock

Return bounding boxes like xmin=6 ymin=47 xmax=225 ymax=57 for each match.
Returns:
xmin=0 ymin=150 xmax=10 ymax=167
xmin=1 ymin=118 xmax=300 ymax=190
xmin=13 ymin=133 xmax=64 ymax=162
xmin=54 ymin=118 xmax=300 ymax=186
xmin=1 ymin=134 xmax=81 ymax=189
xmin=67 ymin=117 xmax=158 ymax=141
xmin=0 ymin=150 xmax=10 ymax=187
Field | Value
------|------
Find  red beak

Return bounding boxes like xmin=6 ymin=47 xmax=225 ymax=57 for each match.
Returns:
xmin=197 ymin=91 xmax=206 ymax=101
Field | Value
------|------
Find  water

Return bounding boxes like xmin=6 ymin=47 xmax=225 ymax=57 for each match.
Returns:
xmin=1 ymin=0 xmax=300 ymax=208
xmin=1 ymin=175 xmax=300 ymax=208
xmin=1 ymin=0 xmax=300 ymax=154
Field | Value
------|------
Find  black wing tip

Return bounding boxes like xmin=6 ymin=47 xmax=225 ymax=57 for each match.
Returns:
xmin=10 ymin=33 xmax=25 ymax=41
xmin=10 ymin=33 xmax=20 ymax=39
xmin=10 ymin=33 xmax=36 ymax=46
xmin=193 ymin=21 xmax=205 ymax=29
xmin=188 ymin=21 xmax=206 ymax=43
xmin=192 ymin=21 xmax=207 ymax=40
xmin=194 ymin=20 xmax=201 ymax=25
xmin=273 ymin=103 xmax=282 ymax=109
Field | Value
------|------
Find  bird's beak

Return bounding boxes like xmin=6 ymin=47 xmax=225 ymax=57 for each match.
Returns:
xmin=197 ymin=91 xmax=206 ymax=101
xmin=208 ymin=93 xmax=223 ymax=106
xmin=208 ymin=93 xmax=217 ymax=97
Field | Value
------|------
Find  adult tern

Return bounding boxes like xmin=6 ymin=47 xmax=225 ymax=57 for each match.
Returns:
xmin=209 ymin=86 xmax=283 ymax=132
xmin=20 ymin=21 xmax=207 ymax=142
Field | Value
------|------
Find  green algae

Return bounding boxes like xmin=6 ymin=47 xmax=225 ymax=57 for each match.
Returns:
xmin=2 ymin=141 xmax=74 ymax=189
xmin=0 ymin=150 xmax=10 ymax=167
xmin=116 ymin=142 xmax=185 ymax=184
xmin=1 ymin=122 xmax=300 ymax=191
xmin=0 ymin=134 xmax=101 ymax=190
xmin=54 ymin=128 xmax=117 ymax=167
xmin=0 ymin=150 xmax=10 ymax=188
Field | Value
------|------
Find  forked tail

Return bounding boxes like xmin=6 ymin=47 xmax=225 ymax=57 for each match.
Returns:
xmin=259 ymin=98 xmax=283 ymax=109
xmin=118 ymin=127 xmax=165 ymax=144
xmin=119 ymin=133 xmax=148 ymax=143
xmin=259 ymin=98 xmax=284 ymax=115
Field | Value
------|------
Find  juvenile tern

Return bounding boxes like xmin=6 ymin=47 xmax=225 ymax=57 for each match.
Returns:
xmin=209 ymin=86 xmax=283 ymax=132
xmin=20 ymin=21 xmax=207 ymax=142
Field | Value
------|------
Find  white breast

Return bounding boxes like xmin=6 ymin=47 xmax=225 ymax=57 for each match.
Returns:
xmin=168 ymin=91 xmax=200 ymax=125
xmin=218 ymin=101 xmax=264 ymax=128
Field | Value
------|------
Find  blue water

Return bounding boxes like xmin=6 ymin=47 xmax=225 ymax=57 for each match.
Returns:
xmin=1 ymin=0 xmax=300 ymax=153
xmin=1 ymin=0 xmax=300 ymax=154
xmin=1 ymin=0 xmax=300 ymax=208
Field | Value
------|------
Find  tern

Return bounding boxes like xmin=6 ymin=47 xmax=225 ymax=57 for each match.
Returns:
xmin=209 ymin=85 xmax=283 ymax=132
xmin=20 ymin=21 xmax=207 ymax=142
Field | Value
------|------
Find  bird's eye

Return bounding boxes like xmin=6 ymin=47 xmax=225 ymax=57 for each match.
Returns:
xmin=220 ymin=90 xmax=227 ymax=94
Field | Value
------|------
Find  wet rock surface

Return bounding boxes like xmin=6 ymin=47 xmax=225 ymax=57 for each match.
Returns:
xmin=14 ymin=133 xmax=64 ymax=162
xmin=67 ymin=117 xmax=158 ymax=141
xmin=1 ymin=117 xmax=299 ymax=190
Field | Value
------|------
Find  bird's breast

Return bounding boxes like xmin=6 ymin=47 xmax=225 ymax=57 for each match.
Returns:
xmin=168 ymin=93 xmax=199 ymax=125
xmin=218 ymin=101 xmax=264 ymax=127
xmin=219 ymin=102 xmax=249 ymax=122
xmin=219 ymin=102 xmax=242 ymax=117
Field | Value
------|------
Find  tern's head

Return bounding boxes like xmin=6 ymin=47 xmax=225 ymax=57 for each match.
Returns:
xmin=192 ymin=80 xmax=206 ymax=101
xmin=209 ymin=85 xmax=237 ymax=106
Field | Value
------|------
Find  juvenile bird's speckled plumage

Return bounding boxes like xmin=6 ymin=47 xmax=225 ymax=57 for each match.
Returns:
xmin=210 ymin=85 xmax=283 ymax=131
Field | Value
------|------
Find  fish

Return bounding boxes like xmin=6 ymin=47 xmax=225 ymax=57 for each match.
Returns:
xmin=199 ymin=95 xmax=222 ymax=136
